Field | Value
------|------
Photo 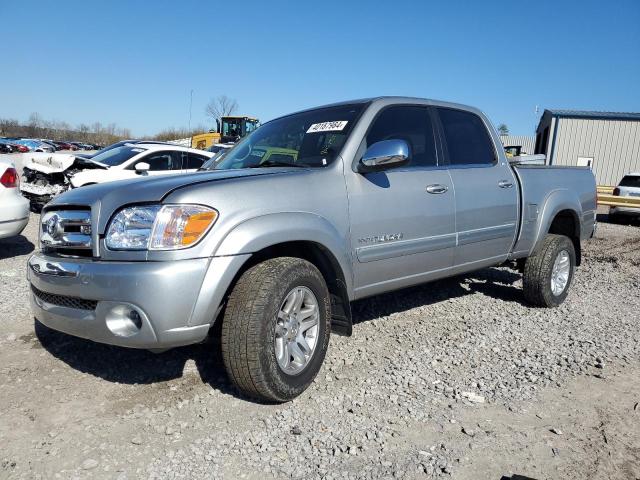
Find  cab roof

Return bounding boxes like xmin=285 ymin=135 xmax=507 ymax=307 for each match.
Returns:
xmin=269 ymin=96 xmax=484 ymax=124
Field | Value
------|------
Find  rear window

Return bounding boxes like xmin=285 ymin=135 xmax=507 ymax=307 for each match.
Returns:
xmin=619 ymin=175 xmax=640 ymax=188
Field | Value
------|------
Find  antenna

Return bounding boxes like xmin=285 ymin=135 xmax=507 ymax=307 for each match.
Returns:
xmin=188 ymin=89 xmax=194 ymax=133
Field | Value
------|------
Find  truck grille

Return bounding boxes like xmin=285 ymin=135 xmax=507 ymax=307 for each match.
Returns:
xmin=40 ymin=208 xmax=93 ymax=257
xmin=31 ymin=285 xmax=98 ymax=310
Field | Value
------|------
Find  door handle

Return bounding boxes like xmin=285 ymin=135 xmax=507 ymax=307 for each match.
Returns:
xmin=426 ymin=184 xmax=448 ymax=194
xmin=498 ymin=180 xmax=514 ymax=189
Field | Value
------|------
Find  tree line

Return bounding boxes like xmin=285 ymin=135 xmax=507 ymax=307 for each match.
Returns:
xmin=0 ymin=113 xmax=134 ymax=146
xmin=0 ymin=113 xmax=210 ymax=145
xmin=0 ymin=95 xmax=241 ymax=145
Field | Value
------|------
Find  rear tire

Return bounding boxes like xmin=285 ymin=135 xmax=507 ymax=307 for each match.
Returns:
xmin=523 ymin=234 xmax=575 ymax=307
xmin=221 ymin=257 xmax=331 ymax=402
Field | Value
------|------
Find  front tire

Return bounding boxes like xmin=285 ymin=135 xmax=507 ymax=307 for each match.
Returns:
xmin=523 ymin=234 xmax=576 ymax=307
xmin=221 ymin=257 xmax=331 ymax=402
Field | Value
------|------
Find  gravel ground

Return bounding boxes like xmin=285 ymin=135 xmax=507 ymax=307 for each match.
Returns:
xmin=0 ymin=212 xmax=639 ymax=480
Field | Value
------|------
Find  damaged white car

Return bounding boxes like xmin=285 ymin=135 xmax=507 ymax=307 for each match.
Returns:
xmin=20 ymin=144 xmax=214 ymax=210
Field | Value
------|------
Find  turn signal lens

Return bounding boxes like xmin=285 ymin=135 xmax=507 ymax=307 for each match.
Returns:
xmin=150 ymin=205 xmax=218 ymax=250
xmin=182 ymin=211 xmax=218 ymax=246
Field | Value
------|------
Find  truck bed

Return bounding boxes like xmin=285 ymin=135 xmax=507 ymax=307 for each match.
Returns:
xmin=510 ymin=165 xmax=597 ymax=258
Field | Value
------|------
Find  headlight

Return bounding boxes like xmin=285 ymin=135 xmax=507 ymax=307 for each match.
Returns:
xmin=105 ymin=205 xmax=218 ymax=251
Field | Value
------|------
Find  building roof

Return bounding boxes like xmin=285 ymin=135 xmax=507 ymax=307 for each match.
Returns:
xmin=545 ymin=109 xmax=640 ymax=121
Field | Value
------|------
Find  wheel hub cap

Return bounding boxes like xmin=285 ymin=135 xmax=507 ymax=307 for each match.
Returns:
xmin=274 ymin=286 xmax=320 ymax=375
xmin=551 ymin=249 xmax=571 ymax=296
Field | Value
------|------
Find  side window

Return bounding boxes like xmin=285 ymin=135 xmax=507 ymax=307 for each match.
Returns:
xmin=437 ymin=108 xmax=496 ymax=166
xmin=184 ymin=153 xmax=207 ymax=169
xmin=143 ymin=151 xmax=180 ymax=171
xmin=366 ymin=106 xmax=437 ymax=167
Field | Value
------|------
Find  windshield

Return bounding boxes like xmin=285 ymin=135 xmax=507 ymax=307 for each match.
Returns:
xmin=215 ymin=104 xmax=364 ymax=170
xmin=90 ymin=145 xmax=147 ymax=166
xmin=222 ymin=118 xmax=242 ymax=137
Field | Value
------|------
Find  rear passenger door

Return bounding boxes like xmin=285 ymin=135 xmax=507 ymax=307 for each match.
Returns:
xmin=434 ymin=107 xmax=518 ymax=269
xmin=181 ymin=152 xmax=209 ymax=172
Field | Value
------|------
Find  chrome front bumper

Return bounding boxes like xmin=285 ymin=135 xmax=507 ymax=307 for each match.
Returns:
xmin=27 ymin=252 xmax=249 ymax=349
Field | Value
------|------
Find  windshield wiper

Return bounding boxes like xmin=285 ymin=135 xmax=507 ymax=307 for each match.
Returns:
xmin=248 ymin=160 xmax=308 ymax=168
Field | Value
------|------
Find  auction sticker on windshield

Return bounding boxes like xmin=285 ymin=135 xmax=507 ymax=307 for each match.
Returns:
xmin=306 ymin=121 xmax=348 ymax=133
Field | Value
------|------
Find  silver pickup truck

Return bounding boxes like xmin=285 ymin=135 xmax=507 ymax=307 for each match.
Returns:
xmin=27 ymin=97 xmax=597 ymax=402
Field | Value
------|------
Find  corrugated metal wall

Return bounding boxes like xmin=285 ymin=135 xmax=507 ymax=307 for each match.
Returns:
xmin=552 ymin=118 xmax=640 ymax=185
xmin=500 ymin=135 xmax=536 ymax=154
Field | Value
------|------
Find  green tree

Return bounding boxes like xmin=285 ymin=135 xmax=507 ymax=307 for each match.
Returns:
xmin=497 ymin=123 xmax=510 ymax=135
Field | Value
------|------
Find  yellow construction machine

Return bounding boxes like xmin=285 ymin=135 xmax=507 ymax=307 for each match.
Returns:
xmin=191 ymin=116 xmax=260 ymax=150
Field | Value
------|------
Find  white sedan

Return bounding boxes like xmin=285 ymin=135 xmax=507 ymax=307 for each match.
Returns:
xmin=69 ymin=143 xmax=215 ymax=188
xmin=0 ymin=159 xmax=29 ymax=239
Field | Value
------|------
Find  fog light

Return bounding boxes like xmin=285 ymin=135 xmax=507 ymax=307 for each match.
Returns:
xmin=105 ymin=304 xmax=145 ymax=337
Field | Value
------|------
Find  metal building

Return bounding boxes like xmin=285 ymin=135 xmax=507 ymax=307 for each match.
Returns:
xmin=500 ymin=135 xmax=536 ymax=155
xmin=535 ymin=110 xmax=640 ymax=185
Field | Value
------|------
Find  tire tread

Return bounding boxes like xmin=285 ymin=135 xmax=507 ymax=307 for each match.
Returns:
xmin=221 ymin=257 xmax=329 ymax=401
xmin=523 ymin=234 xmax=574 ymax=307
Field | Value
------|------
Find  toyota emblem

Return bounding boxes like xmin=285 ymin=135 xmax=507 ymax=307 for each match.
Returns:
xmin=45 ymin=214 xmax=60 ymax=238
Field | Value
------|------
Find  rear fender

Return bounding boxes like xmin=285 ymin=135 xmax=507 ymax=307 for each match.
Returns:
xmin=530 ymin=189 xmax=582 ymax=256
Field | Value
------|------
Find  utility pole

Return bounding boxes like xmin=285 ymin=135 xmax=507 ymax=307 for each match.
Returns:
xmin=188 ymin=89 xmax=194 ymax=133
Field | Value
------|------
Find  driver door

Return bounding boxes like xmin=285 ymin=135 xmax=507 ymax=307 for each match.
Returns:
xmin=344 ymin=105 xmax=456 ymax=299
xmin=128 ymin=151 xmax=183 ymax=178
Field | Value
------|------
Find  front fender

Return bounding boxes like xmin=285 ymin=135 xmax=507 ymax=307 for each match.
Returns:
xmin=530 ymin=189 xmax=582 ymax=256
xmin=215 ymin=212 xmax=354 ymax=296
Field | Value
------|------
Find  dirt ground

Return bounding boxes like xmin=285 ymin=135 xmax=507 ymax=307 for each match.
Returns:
xmin=0 ymin=212 xmax=639 ymax=480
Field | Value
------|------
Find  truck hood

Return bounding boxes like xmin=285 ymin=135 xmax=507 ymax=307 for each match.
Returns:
xmin=47 ymin=168 xmax=298 ymax=233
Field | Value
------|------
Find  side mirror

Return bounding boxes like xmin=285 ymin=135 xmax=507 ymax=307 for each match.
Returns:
xmin=135 ymin=162 xmax=150 ymax=175
xmin=358 ymin=139 xmax=409 ymax=172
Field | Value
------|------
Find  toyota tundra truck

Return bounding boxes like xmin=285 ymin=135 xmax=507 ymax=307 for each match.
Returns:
xmin=27 ymin=97 xmax=597 ymax=402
